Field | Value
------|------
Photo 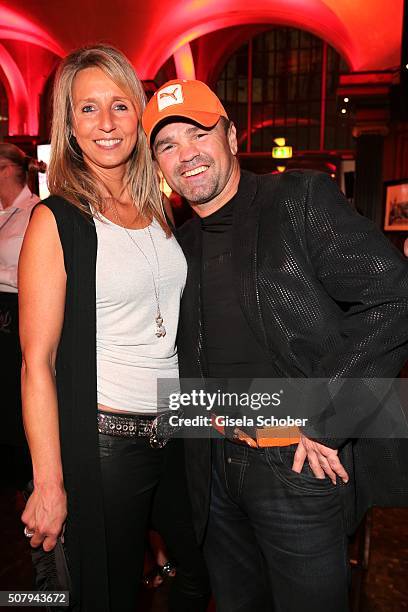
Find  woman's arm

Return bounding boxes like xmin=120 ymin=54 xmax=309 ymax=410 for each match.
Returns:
xmin=19 ymin=204 xmax=67 ymax=552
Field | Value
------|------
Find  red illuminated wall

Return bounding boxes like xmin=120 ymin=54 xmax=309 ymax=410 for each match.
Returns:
xmin=0 ymin=3 xmax=63 ymax=134
xmin=0 ymin=0 xmax=403 ymax=136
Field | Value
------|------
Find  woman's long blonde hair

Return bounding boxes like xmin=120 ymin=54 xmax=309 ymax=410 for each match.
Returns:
xmin=47 ymin=44 xmax=169 ymax=234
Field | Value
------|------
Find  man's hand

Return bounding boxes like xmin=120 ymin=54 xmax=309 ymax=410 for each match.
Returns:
xmin=292 ymin=435 xmax=349 ymax=485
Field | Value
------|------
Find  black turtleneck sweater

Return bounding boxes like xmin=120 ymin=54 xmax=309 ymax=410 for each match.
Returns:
xmin=201 ymin=196 xmax=276 ymax=379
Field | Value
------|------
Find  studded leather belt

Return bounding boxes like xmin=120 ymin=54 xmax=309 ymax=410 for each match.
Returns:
xmin=97 ymin=410 xmax=171 ymax=448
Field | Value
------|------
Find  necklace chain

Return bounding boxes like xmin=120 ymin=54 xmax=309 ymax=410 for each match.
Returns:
xmin=110 ymin=200 xmax=166 ymax=338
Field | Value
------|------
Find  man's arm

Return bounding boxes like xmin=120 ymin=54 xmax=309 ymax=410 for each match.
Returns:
xmin=295 ymin=173 xmax=408 ymax=454
xmin=306 ymin=172 xmax=408 ymax=379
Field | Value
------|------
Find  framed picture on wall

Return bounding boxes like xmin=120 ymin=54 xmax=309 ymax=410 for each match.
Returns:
xmin=384 ymin=179 xmax=408 ymax=231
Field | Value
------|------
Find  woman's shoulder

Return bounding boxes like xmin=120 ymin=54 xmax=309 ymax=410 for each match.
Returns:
xmin=34 ymin=195 xmax=94 ymax=250
xmin=40 ymin=194 xmax=78 ymax=215
xmin=39 ymin=195 xmax=92 ymax=226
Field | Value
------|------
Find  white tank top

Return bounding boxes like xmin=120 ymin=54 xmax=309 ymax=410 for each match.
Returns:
xmin=94 ymin=214 xmax=187 ymax=414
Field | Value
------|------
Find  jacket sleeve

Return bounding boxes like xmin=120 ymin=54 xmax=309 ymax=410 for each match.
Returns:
xmin=306 ymin=172 xmax=408 ymax=379
xmin=301 ymin=172 xmax=408 ymax=447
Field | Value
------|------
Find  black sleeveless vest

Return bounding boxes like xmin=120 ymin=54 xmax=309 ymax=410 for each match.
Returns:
xmin=42 ymin=196 xmax=109 ymax=612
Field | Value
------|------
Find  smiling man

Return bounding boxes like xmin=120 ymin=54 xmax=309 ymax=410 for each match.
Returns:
xmin=142 ymin=80 xmax=408 ymax=612
xmin=146 ymin=80 xmax=240 ymax=215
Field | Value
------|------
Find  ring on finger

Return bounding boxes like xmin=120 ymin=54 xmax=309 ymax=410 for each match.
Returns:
xmin=24 ymin=526 xmax=34 ymax=538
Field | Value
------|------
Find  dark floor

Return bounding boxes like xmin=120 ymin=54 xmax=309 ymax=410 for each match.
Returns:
xmin=351 ymin=508 xmax=408 ymax=611
xmin=0 ymin=484 xmax=407 ymax=612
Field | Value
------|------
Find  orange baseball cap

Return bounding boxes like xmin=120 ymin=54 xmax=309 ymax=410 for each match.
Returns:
xmin=142 ymin=79 xmax=228 ymax=146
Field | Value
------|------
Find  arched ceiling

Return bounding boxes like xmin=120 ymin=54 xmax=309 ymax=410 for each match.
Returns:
xmin=1 ymin=0 xmax=403 ymax=76
xmin=0 ymin=0 xmax=403 ymax=135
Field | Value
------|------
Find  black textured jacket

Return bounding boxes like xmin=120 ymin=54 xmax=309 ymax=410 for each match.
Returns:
xmin=176 ymin=170 xmax=408 ymax=542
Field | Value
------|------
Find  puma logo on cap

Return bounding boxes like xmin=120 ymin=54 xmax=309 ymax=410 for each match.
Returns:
xmin=157 ymin=83 xmax=184 ymax=111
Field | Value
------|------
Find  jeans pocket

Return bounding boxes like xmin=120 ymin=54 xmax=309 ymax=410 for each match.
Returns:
xmin=265 ymin=444 xmax=337 ymax=494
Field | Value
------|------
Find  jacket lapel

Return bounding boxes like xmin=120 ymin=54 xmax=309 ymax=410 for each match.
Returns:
xmin=177 ymin=216 xmax=206 ymax=376
xmin=232 ymin=171 xmax=268 ymax=350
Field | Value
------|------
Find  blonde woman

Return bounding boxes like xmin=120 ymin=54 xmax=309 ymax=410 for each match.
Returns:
xmin=19 ymin=46 xmax=209 ymax=612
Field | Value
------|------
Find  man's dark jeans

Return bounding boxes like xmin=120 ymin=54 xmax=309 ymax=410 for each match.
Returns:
xmin=203 ymin=439 xmax=350 ymax=612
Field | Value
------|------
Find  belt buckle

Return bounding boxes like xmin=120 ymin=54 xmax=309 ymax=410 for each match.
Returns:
xmin=139 ymin=420 xmax=153 ymax=437
xmin=148 ymin=409 xmax=184 ymax=448
xmin=149 ymin=417 xmax=167 ymax=449
xmin=232 ymin=427 xmax=258 ymax=448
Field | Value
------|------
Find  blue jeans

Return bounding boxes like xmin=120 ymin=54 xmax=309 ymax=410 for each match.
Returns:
xmin=203 ymin=439 xmax=350 ymax=612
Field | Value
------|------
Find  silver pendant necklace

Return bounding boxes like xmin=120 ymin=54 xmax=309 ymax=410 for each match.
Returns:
xmin=110 ymin=201 xmax=166 ymax=338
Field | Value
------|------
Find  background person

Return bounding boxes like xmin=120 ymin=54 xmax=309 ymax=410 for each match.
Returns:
xmin=0 ymin=144 xmax=45 ymax=486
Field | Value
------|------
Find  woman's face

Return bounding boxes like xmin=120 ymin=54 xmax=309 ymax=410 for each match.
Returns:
xmin=71 ymin=67 xmax=139 ymax=178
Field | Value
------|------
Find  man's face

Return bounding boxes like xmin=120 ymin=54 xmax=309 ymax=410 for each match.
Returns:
xmin=153 ymin=119 xmax=237 ymax=204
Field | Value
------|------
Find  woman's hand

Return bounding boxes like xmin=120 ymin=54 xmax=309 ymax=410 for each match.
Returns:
xmin=22 ymin=483 xmax=67 ymax=552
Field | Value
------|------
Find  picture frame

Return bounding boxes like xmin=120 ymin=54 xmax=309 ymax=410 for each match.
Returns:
xmin=384 ymin=179 xmax=408 ymax=231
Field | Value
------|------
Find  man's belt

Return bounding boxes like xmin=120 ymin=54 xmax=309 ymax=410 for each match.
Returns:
xmin=211 ymin=415 xmax=300 ymax=448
